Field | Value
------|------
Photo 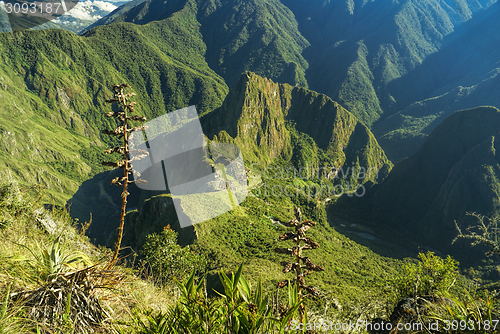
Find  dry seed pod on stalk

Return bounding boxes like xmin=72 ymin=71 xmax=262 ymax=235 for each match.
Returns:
xmin=101 ymin=83 xmax=148 ymax=269
xmin=274 ymin=207 xmax=324 ymax=322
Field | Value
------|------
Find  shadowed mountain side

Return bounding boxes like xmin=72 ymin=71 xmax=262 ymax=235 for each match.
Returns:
xmin=67 ymin=168 xmax=148 ymax=246
xmin=423 ymin=136 xmax=500 ymax=244
xmin=281 ymin=0 xmax=495 ymax=126
xmin=374 ymin=2 xmax=500 ymax=161
xmin=67 ymin=168 xmax=196 ymax=248
xmin=359 ymin=106 xmax=500 ymax=262
xmin=386 ymin=1 xmax=500 ymax=109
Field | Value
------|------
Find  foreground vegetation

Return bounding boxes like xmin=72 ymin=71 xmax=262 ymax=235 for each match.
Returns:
xmin=1 ymin=177 xmax=499 ymax=333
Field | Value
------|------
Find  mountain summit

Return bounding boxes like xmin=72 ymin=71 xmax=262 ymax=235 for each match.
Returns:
xmin=203 ymin=72 xmax=392 ymax=175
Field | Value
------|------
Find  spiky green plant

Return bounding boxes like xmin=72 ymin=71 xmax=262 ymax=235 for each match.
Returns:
xmin=425 ymin=288 xmax=499 ymax=334
xmin=10 ymin=236 xmax=91 ymax=284
xmin=0 ymin=182 xmax=43 ymax=230
xmin=392 ymin=251 xmax=459 ymax=301
xmin=274 ymin=207 xmax=324 ymax=325
xmin=101 ymin=83 xmax=148 ymax=269
xmin=132 ymin=264 xmax=300 ymax=334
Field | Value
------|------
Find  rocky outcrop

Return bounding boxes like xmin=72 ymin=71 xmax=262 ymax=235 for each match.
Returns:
xmin=203 ymin=72 xmax=392 ymax=182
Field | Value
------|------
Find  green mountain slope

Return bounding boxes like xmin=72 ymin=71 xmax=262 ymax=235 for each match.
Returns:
xmin=69 ymin=171 xmax=409 ymax=310
xmin=68 ymin=73 xmax=400 ymax=309
xmin=364 ymin=106 xmax=500 ymax=262
xmin=87 ymin=0 xmax=496 ymax=130
xmin=69 ymin=71 xmax=392 ymax=249
xmin=0 ymin=14 xmax=228 ymax=202
xmin=123 ymin=189 xmax=407 ymax=307
xmin=374 ymin=2 xmax=500 ymax=161
xmin=87 ymin=0 xmax=310 ymax=88
xmin=280 ymin=0 xmax=494 ymax=126
xmin=196 ymin=0 xmax=309 ymax=87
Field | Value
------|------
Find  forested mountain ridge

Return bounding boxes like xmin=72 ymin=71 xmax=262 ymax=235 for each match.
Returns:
xmin=0 ymin=11 xmax=228 ymax=201
xmin=71 ymin=71 xmax=392 ymax=246
xmin=363 ymin=106 xmax=500 ymax=263
xmin=203 ymin=72 xmax=391 ymax=175
xmin=86 ymin=0 xmax=310 ymax=88
xmin=281 ymin=0 xmax=497 ymax=125
xmin=373 ymin=2 xmax=500 ymax=161
xmin=87 ymin=0 xmax=499 ymax=132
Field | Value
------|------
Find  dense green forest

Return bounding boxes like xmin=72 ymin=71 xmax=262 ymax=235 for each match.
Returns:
xmin=1 ymin=0 xmax=500 ymax=332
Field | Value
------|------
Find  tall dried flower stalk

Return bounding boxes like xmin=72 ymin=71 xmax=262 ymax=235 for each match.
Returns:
xmin=101 ymin=83 xmax=148 ymax=269
xmin=274 ymin=207 xmax=324 ymax=321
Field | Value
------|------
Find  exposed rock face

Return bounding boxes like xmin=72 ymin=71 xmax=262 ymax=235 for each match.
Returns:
xmin=203 ymin=72 xmax=291 ymax=164
xmin=203 ymin=72 xmax=392 ymax=180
